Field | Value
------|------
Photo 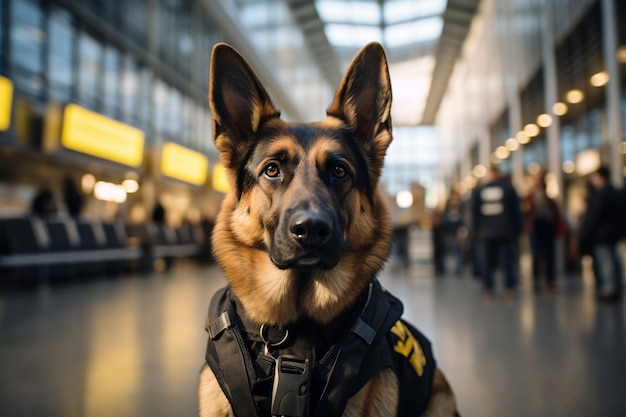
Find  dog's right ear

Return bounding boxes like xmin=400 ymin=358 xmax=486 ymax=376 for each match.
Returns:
xmin=209 ymin=43 xmax=280 ymax=171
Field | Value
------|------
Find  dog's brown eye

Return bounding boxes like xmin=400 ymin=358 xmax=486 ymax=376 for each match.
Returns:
xmin=333 ymin=164 xmax=347 ymax=179
xmin=264 ymin=163 xmax=280 ymax=178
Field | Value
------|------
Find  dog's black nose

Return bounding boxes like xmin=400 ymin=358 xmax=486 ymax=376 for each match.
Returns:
xmin=289 ymin=210 xmax=333 ymax=247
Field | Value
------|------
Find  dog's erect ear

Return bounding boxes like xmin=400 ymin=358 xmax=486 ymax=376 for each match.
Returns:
xmin=327 ymin=42 xmax=392 ymax=181
xmin=209 ymin=43 xmax=280 ymax=170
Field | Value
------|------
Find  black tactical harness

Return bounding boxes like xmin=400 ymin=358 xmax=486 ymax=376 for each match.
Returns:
xmin=204 ymin=278 xmax=436 ymax=417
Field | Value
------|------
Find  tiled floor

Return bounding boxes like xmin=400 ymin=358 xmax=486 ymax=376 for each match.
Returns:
xmin=0 ymin=260 xmax=624 ymax=417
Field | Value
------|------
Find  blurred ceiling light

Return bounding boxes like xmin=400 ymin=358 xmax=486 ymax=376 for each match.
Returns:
xmin=396 ymin=190 xmax=413 ymax=208
xmin=473 ymin=164 xmax=487 ymax=178
xmin=495 ymin=146 xmax=510 ymax=160
xmin=619 ymin=46 xmax=626 ymax=63
xmin=94 ymin=181 xmax=127 ymax=203
xmin=590 ymin=71 xmax=609 ymax=87
xmin=524 ymin=123 xmax=540 ymax=137
xmin=491 ymin=154 xmax=501 ymax=165
xmin=562 ymin=160 xmax=575 ymax=174
xmin=536 ymin=113 xmax=553 ymax=128
xmin=505 ymin=138 xmax=520 ymax=151
xmin=81 ymin=173 xmax=96 ymax=194
xmin=566 ymin=89 xmax=584 ymax=104
xmin=553 ymin=102 xmax=568 ymax=116
xmin=516 ymin=131 xmax=530 ymax=144
xmin=122 ymin=179 xmax=139 ymax=193
xmin=546 ymin=177 xmax=559 ymax=199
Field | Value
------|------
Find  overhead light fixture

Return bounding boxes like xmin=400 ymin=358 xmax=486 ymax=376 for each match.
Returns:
xmin=395 ymin=190 xmax=413 ymax=209
xmin=81 ymin=173 xmax=96 ymax=194
xmin=122 ymin=179 xmax=139 ymax=193
xmin=495 ymin=146 xmax=510 ymax=160
xmin=566 ymin=89 xmax=584 ymax=104
xmin=553 ymin=102 xmax=568 ymax=116
xmin=562 ymin=160 xmax=575 ymax=174
xmin=491 ymin=154 xmax=501 ymax=165
xmin=473 ymin=164 xmax=487 ymax=178
xmin=516 ymin=131 xmax=530 ymax=144
xmin=524 ymin=123 xmax=540 ymax=137
xmin=590 ymin=71 xmax=609 ymax=87
xmin=505 ymin=138 xmax=520 ymax=151
xmin=537 ymin=113 xmax=553 ymax=128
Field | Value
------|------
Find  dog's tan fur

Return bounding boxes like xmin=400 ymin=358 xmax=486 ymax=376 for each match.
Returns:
xmin=199 ymin=42 xmax=457 ymax=417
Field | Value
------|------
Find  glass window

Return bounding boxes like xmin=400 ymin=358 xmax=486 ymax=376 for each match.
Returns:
xmin=120 ymin=55 xmax=139 ymax=125
xmin=152 ymin=79 xmax=168 ymax=135
xmin=138 ymin=68 xmax=151 ymax=133
xmin=48 ymin=8 xmax=74 ymax=102
xmin=102 ymin=46 xmax=120 ymax=117
xmin=10 ymin=0 xmax=44 ymax=97
xmin=78 ymin=32 xmax=103 ymax=108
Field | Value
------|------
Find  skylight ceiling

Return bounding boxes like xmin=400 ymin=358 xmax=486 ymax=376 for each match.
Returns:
xmin=311 ymin=0 xmax=446 ymax=125
xmin=316 ymin=0 xmax=446 ymax=48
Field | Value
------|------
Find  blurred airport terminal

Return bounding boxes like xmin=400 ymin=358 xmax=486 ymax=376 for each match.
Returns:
xmin=0 ymin=0 xmax=625 ymax=416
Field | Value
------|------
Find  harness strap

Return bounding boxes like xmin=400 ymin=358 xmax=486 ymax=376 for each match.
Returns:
xmin=312 ymin=279 xmax=402 ymax=416
xmin=205 ymin=290 xmax=260 ymax=417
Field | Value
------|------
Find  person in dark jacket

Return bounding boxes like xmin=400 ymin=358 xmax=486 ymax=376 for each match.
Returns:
xmin=31 ymin=182 xmax=57 ymax=217
xmin=579 ymin=166 xmax=624 ymax=301
xmin=62 ymin=176 xmax=83 ymax=218
xmin=441 ymin=191 xmax=465 ymax=275
xmin=522 ymin=169 xmax=567 ymax=295
xmin=471 ymin=166 xmax=523 ymax=299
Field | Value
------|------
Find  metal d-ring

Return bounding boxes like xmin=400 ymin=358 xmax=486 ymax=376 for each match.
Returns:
xmin=260 ymin=324 xmax=289 ymax=356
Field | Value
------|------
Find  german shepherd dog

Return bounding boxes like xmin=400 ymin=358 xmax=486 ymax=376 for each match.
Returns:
xmin=199 ymin=42 xmax=458 ymax=417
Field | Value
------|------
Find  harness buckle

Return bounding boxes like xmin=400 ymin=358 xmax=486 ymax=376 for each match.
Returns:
xmin=271 ymin=355 xmax=311 ymax=417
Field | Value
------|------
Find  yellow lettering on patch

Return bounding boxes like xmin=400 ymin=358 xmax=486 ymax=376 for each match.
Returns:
xmin=391 ymin=321 xmax=426 ymax=376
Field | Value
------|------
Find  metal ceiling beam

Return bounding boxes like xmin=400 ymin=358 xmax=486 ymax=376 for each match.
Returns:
xmin=421 ymin=0 xmax=482 ymax=125
xmin=284 ymin=0 xmax=343 ymax=89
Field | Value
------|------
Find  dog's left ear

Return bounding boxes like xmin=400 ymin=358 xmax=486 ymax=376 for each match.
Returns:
xmin=209 ymin=43 xmax=280 ymax=172
xmin=327 ymin=42 xmax=392 ymax=181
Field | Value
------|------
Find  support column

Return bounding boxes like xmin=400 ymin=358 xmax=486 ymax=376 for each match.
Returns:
xmin=541 ymin=0 xmax=563 ymax=203
xmin=501 ymin=0 xmax=524 ymax=190
xmin=601 ymin=0 xmax=624 ymax=187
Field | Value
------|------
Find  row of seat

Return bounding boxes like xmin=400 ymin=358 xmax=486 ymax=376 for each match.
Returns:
xmin=0 ymin=216 xmax=208 ymax=282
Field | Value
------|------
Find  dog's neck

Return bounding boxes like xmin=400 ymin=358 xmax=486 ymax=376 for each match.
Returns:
xmin=230 ymin=282 xmax=371 ymax=360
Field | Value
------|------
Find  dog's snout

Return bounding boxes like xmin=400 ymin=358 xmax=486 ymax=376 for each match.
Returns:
xmin=289 ymin=210 xmax=333 ymax=246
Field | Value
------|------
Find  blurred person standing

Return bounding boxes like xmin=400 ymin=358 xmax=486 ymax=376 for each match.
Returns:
xmin=441 ymin=190 xmax=465 ymax=275
xmin=152 ymin=199 xmax=166 ymax=224
xmin=62 ymin=176 xmax=83 ymax=218
xmin=579 ymin=166 xmax=624 ymax=301
xmin=31 ymin=182 xmax=57 ymax=217
xmin=471 ymin=166 xmax=523 ymax=299
xmin=522 ymin=169 xmax=567 ymax=295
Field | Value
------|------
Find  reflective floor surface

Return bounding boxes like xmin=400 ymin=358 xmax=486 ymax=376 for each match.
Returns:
xmin=0 ymin=260 xmax=625 ymax=417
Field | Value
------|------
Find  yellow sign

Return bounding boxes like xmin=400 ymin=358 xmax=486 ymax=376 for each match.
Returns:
xmin=0 ymin=76 xmax=14 ymax=131
xmin=212 ymin=163 xmax=230 ymax=193
xmin=391 ymin=320 xmax=426 ymax=376
xmin=61 ymin=104 xmax=144 ymax=167
xmin=160 ymin=142 xmax=208 ymax=186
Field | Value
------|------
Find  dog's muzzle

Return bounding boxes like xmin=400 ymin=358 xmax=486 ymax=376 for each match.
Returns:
xmin=271 ymin=208 xmax=343 ymax=271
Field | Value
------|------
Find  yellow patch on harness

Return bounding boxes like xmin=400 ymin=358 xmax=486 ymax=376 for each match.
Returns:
xmin=391 ymin=320 xmax=426 ymax=376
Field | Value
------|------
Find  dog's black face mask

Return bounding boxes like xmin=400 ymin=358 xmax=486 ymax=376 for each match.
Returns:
xmin=240 ymin=125 xmax=373 ymax=273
